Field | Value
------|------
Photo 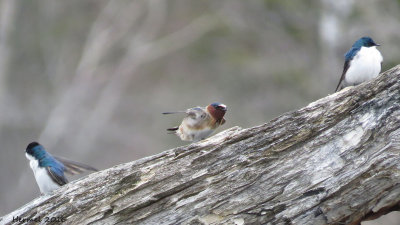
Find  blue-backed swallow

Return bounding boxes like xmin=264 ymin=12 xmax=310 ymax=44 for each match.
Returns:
xmin=25 ymin=142 xmax=97 ymax=194
xmin=335 ymin=36 xmax=383 ymax=92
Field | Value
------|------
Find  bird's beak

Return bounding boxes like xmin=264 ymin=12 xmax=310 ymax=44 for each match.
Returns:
xmin=375 ymin=43 xmax=381 ymax=46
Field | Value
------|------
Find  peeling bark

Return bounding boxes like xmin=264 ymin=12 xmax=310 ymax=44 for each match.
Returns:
xmin=2 ymin=65 xmax=400 ymax=225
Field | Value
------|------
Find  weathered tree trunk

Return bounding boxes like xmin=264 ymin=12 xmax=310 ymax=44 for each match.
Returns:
xmin=2 ymin=65 xmax=400 ymax=225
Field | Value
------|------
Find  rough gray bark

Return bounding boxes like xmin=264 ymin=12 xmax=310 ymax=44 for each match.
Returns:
xmin=2 ymin=65 xmax=400 ymax=225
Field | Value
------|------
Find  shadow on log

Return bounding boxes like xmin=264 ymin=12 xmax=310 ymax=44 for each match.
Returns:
xmin=2 ymin=65 xmax=400 ymax=225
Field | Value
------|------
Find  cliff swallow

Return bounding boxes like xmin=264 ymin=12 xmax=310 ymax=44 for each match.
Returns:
xmin=163 ymin=102 xmax=227 ymax=142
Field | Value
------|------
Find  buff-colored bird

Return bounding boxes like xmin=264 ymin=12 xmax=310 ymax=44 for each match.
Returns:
xmin=163 ymin=102 xmax=227 ymax=142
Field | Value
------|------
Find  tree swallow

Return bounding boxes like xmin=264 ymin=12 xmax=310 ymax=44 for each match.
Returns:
xmin=25 ymin=142 xmax=98 ymax=195
xmin=335 ymin=36 xmax=383 ymax=92
xmin=163 ymin=102 xmax=227 ymax=142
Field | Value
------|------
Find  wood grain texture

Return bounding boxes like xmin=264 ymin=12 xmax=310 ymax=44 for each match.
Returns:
xmin=2 ymin=65 xmax=400 ymax=225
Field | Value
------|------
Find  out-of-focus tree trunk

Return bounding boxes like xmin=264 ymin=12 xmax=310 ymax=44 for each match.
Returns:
xmin=38 ymin=0 xmax=219 ymax=154
xmin=2 ymin=65 xmax=400 ymax=225
xmin=0 ymin=0 xmax=17 ymax=124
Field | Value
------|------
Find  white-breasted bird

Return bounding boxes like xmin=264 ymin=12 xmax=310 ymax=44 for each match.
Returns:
xmin=335 ymin=36 xmax=383 ymax=92
xmin=25 ymin=142 xmax=97 ymax=194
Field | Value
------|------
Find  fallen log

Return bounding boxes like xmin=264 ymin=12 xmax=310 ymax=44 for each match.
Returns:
xmin=2 ymin=65 xmax=400 ymax=225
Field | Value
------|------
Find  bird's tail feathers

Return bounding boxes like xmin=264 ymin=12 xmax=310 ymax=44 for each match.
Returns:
xmin=54 ymin=156 xmax=98 ymax=175
xmin=167 ymin=126 xmax=179 ymax=134
xmin=334 ymin=82 xmax=342 ymax=92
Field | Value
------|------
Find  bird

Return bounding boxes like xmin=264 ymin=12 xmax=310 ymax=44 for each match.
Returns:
xmin=163 ymin=102 xmax=227 ymax=142
xmin=25 ymin=142 xmax=98 ymax=195
xmin=335 ymin=36 xmax=383 ymax=92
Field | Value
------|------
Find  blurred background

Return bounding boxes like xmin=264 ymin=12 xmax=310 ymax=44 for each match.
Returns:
xmin=1 ymin=0 xmax=400 ymax=224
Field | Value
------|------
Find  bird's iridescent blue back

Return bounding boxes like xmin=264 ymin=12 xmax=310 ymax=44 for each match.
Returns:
xmin=30 ymin=145 xmax=66 ymax=172
xmin=344 ymin=47 xmax=359 ymax=61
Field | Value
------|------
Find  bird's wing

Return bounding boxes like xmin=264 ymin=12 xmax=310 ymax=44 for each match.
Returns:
xmin=186 ymin=107 xmax=203 ymax=114
xmin=335 ymin=60 xmax=350 ymax=92
xmin=166 ymin=126 xmax=179 ymax=134
xmin=46 ymin=166 xmax=68 ymax=186
xmin=190 ymin=108 xmax=210 ymax=127
xmin=185 ymin=107 xmax=201 ymax=118
xmin=335 ymin=47 xmax=360 ymax=92
xmin=54 ymin=156 xmax=98 ymax=175
xmin=163 ymin=107 xmax=203 ymax=118
xmin=167 ymin=126 xmax=179 ymax=131
xmin=162 ymin=111 xmax=186 ymax=115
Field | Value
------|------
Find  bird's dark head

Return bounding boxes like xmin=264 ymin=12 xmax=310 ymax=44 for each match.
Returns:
xmin=207 ymin=102 xmax=227 ymax=122
xmin=355 ymin=37 xmax=380 ymax=48
xmin=26 ymin=142 xmax=46 ymax=159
